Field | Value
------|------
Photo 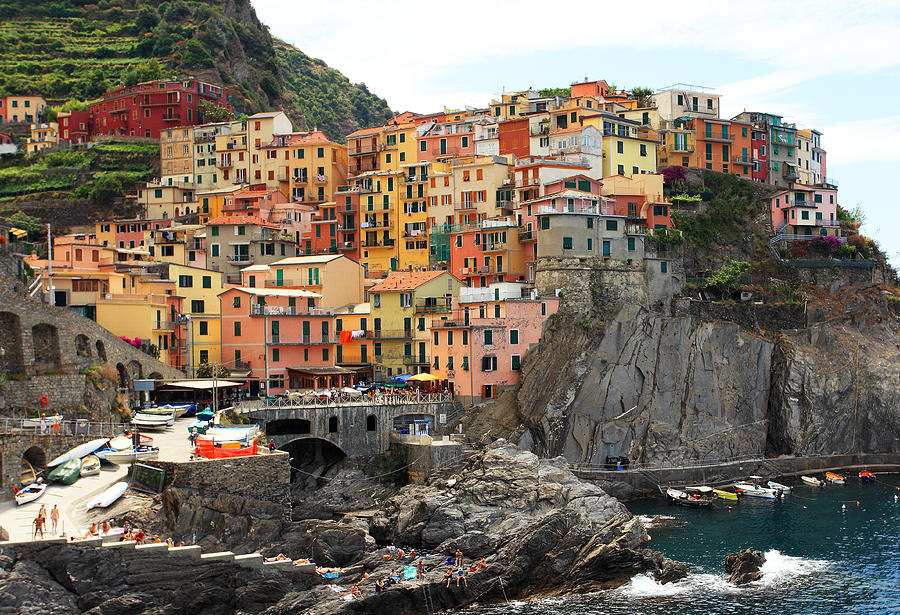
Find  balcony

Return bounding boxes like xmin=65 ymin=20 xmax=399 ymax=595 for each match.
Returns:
xmin=518 ymin=230 xmax=534 ymax=241
xmin=250 ymin=305 xmax=334 ymax=317
xmin=232 ymin=360 xmax=251 ymax=371
xmin=401 ymin=174 xmax=428 ymax=184
xmin=481 ymin=241 xmax=507 ymax=252
xmin=732 ymin=156 xmax=752 ymax=166
xmin=361 ymin=219 xmax=393 ymax=229
xmin=161 ymin=115 xmax=182 ymax=123
xmin=349 ymin=144 xmax=383 ymax=155
xmin=402 ymin=355 xmax=430 ymax=366
xmin=415 ymin=297 xmax=452 ymax=314
xmin=350 ymin=161 xmax=377 ymax=174
xmin=264 ymin=279 xmax=297 ymax=287
xmin=671 ymin=145 xmax=695 ymax=153
xmin=529 ymin=124 xmax=550 ymax=137
xmin=152 ymin=321 xmax=177 ymax=331
xmin=372 ymin=330 xmax=415 ymax=340
xmin=227 ymin=253 xmax=254 ymax=264
xmin=217 ymin=155 xmax=233 ymax=168
xmin=701 ymin=133 xmax=733 ymax=143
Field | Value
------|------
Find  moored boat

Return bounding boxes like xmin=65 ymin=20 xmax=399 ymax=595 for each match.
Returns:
xmin=859 ymin=470 xmax=875 ymax=483
xmin=734 ymin=482 xmax=779 ymax=499
xmin=86 ymin=481 xmax=129 ymax=510
xmin=47 ymin=438 xmax=109 ymax=467
xmin=195 ymin=438 xmax=258 ymax=459
xmin=80 ymin=455 xmax=100 ymax=477
xmin=665 ymin=487 xmax=712 ymax=507
xmin=801 ymin=475 xmax=825 ymax=487
xmin=14 ymin=480 xmax=46 ymax=505
xmin=825 ymin=472 xmax=845 ymax=484
xmin=131 ymin=412 xmax=174 ymax=430
xmin=767 ymin=480 xmax=792 ymax=493
xmin=713 ymin=488 xmax=739 ymax=501
xmin=47 ymin=458 xmax=82 ymax=485
xmin=110 ymin=433 xmax=154 ymax=450
xmin=103 ymin=446 xmax=159 ymax=465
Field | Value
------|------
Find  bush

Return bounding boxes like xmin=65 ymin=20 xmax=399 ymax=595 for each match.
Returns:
xmin=90 ymin=173 xmax=123 ymax=205
xmin=701 ymin=259 xmax=750 ymax=299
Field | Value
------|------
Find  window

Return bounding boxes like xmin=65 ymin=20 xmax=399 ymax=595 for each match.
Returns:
xmin=199 ymin=321 xmax=208 ymax=335
xmin=617 ymin=164 xmax=625 ymax=175
xmin=420 ymin=140 xmax=427 ymax=152
xmin=661 ymin=261 xmax=668 ymax=273
xmin=562 ymin=237 xmax=573 ymax=250
xmin=462 ymin=330 xmax=468 ymax=345
xmin=461 ymin=136 xmax=469 ymax=148
xmin=272 ymin=348 xmax=280 ymax=362
xmin=511 ymin=355 xmax=521 ymax=371
xmin=233 ymin=296 xmax=241 ymax=308
xmin=640 ymin=144 xmax=647 ymax=157
xmin=606 ymin=220 xmax=618 ymax=231
xmin=199 ymin=350 xmax=208 ymax=364
xmin=178 ymin=275 xmax=193 ymax=288
xmin=602 ymin=240 xmax=611 ymax=257
xmin=540 ymin=217 xmax=550 ymax=230
xmin=234 ymin=322 xmax=241 ymax=336
xmin=372 ymin=293 xmax=380 ymax=308
xmin=191 ymin=300 xmax=204 ymax=313
xmin=211 ymin=226 xmax=219 ymax=237
xmin=510 ymin=329 xmax=519 ymax=345
xmin=616 ymin=140 xmax=624 ymax=154
xmin=742 ymin=126 xmax=748 ymax=138
xmin=587 ymin=238 xmax=593 ymax=251
xmin=434 ymin=331 xmax=439 ymax=346
xmin=628 ymin=237 xmax=635 ymax=251
xmin=202 ymin=276 xmax=211 ymax=289
xmin=481 ymin=356 xmax=497 ymax=371
xmin=484 ymin=329 xmax=493 ymax=345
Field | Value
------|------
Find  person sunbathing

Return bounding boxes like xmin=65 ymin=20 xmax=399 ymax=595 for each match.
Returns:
xmin=350 ymin=585 xmax=361 ymax=597
xmin=456 ymin=568 xmax=467 ymax=587
xmin=477 ymin=556 xmax=488 ymax=569
xmin=265 ymin=553 xmax=289 ymax=562
xmin=442 ymin=568 xmax=454 ymax=587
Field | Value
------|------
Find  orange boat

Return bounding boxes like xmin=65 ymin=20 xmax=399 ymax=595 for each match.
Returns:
xmin=859 ymin=470 xmax=875 ymax=483
xmin=825 ymin=472 xmax=845 ymax=484
xmin=195 ymin=439 xmax=257 ymax=459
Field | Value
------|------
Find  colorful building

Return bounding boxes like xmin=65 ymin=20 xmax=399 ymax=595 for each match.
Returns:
xmin=239 ymin=254 xmax=365 ymax=308
xmin=26 ymin=122 xmax=58 ymax=152
xmin=0 ymin=95 xmax=47 ymax=123
xmin=204 ymin=215 xmax=295 ymax=284
xmin=58 ymin=111 xmax=91 ymax=144
xmin=770 ymin=185 xmax=841 ymax=239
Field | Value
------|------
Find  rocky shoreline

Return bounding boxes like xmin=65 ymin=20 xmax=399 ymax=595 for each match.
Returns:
xmin=0 ymin=441 xmax=688 ymax=614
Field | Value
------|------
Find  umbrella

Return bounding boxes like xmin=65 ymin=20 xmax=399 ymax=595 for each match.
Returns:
xmin=407 ymin=373 xmax=440 ymax=382
xmin=391 ymin=374 xmax=413 ymax=381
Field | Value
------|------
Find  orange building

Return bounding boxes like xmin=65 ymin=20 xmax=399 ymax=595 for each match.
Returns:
xmin=691 ymin=118 xmax=753 ymax=177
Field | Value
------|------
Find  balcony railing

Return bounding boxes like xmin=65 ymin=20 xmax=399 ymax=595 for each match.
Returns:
xmin=518 ymin=230 xmax=534 ymax=241
xmin=481 ymin=241 xmax=507 ymax=252
xmin=264 ymin=279 xmax=297 ymax=287
xmin=372 ymin=329 xmax=415 ymax=340
xmin=227 ymin=254 xmax=254 ymax=263
xmin=732 ymin=156 xmax=752 ymax=165
xmin=349 ymin=144 xmax=383 ymax=155
xmin=415 ymin=297 xmax=452 ymax=314
xmin=250 ymin=305 xmax=334 ymax=316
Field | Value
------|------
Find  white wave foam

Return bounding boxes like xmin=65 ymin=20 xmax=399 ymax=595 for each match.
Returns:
xmin=637 ymin=514 xmax=678 ymax=527
xmin=616 ymin=573 xmax=734 ymax=598
xmin=757 ymin=549 xmax=831 ymax=586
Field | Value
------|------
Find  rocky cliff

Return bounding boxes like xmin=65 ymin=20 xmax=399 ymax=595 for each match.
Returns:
xmin=513 ymin=287 xmax=900 ymax=465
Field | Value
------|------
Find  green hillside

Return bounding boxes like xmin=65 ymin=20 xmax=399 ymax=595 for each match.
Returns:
xmin=0 ymin=0 xmax=393 ymax=141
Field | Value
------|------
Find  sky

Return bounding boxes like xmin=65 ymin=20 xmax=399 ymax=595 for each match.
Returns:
xmin=254 ymin=0 xmax=900 ymax=266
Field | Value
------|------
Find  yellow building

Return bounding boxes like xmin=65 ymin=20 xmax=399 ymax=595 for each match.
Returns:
xmin=581 ymin=111 xmax=657 ymax=177
xmin=382 ymin=123 xmax=418 ymax=170
xmin=368 ymin=270 xmax=463 ymax=380
xmin=215 ymin=124 xmax=249 ymax=185
xmin=0 ymin=95 xmax=46 ymax=123
xmin=168 ymin=264 xmax=224 ymax=375
xmin=197 ymin=185 xmax=244 ymax=224
xmin=285 ymin=131 xmax=349 ymax=205
xmin=656 ymin=119 xmax=697 ymax=169
xmin=26 ymin=122 xmax=58 ymax=152
xmin=239 ymin=254 xmax=366 ymax=308
xmin=334 ymin=303 xmax=373 ymax=376
xmin=138 ymin=183 xmax=197 ymax=219
xmin=160 ymin=127 xmax=193 ymax=185
xmin=398 ymin=161 xmax=430 ymax=268
xmin=427 ymin=156 xmax=513 ymax=228
xmin=354 ymin=169 xmax=405 ymax=275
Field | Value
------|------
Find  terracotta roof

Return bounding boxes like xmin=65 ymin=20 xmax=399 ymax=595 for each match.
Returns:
xmin=205 ymin=215 xmax=279 ymax=229
xmin=368 ymin=270 xmax=449 ymax=293
xmin=286 ymin=131 xmax=335 ymax=146
xmin=232 ymin=189 xmax=276 ymax=198
xmin=346 ymin=126 xmax=383 ymax=138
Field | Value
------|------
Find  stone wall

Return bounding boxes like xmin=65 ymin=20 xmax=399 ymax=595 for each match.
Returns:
xmin=777 ymin=260 xmax=874 ymax=291
xmin=0 ymin=265 xmax=181 ymax=414
xmin=148 ymin=452 xmax=291 ymax=521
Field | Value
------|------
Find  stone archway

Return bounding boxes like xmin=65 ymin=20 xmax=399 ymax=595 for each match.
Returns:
xmin=127 ymin=360 xmax=142 ymax=381
xmin=278 ymin=437 xmax=346 ymax=489
xmin=31 ymin=323 xmax=61 ymax=373
xmin=0 ymin=311 xmax=24 ymax=373
xmin=75 ymin=334 xmax=91 ymax=358
xmin=95 ymin=340 xmax=107 ymax=362
xmin=22 ymin=445 xmax=47 ymax=477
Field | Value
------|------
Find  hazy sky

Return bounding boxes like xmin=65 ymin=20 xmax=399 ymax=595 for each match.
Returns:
xmin=254 ymin=0 xmax=900 ymax=265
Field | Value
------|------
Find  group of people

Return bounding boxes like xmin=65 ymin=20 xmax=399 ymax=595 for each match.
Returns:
xmin=440 ymin=550 xmax=488 ymax=588
xmin=31 ymin=504 xmax=60 ymax=539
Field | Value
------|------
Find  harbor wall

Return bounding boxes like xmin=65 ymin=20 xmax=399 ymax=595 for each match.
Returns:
xmin=575 ymin=452 xmax=900 ymax=499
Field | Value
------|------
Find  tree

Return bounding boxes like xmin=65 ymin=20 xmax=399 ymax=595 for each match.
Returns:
xmin=90 ymin=174 xmax=123 ymax=206
xmin=135 ymin=6 xmax=159 ymax=33
xmin=631 ymin=86 xmax=653 ymax=105
xmin=701 ymin=259 xmax=750 ymax=299
xmin=197 ymin=99 xmax=235 ymax=123
xmin=196 ymin=361 xmax=230 ymax=378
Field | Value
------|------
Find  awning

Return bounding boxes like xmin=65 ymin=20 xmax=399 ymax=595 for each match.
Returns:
xmin=9 ymin=227 xmax=27 ymax=238
xmin=160 ymin=379 xmax=244 ymax=391
xmin=286 ymin=366 xmax=356 ymax=376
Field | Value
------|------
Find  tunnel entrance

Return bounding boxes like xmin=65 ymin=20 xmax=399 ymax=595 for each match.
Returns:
xmin=22 ymin=446 xmax=46 ymax=485
xmin=279 ymin=437 xmax=346 ymax=491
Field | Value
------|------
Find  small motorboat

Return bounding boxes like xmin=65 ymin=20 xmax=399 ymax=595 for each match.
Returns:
xmin=14 ymin=480 xmax=46 ymax=505
xmin=713 ymin=488 xmax=739 ymax=501
xmin=103 ymin=447 xmax=160 ymax=465
xmin=86 ymin=481 xmax=129 ymax=510
xmin=825 ymin=472 xmax=845 ymax=485
xmin=47 ymin=438 xmax=109 ymax=467
xmin=80 ymin=455 xmax=101 ymax=477
xmin=859 ymin=470 xmax=875 ymax=483
xmin=131 ymin=412 xmax=174 ymax=430
xmin=767 ymin=481 xmax=792 ymax=494
xmin=47 ymin=458 xmax=82 ymax=485
xmin=734 ymin=482 xmax=779 ymax=499
xmin=110 ymin=433 xmax=154 ymax=450
xmin=801 ymin=475 xmax=825 ymax=487
xmin=194 ymin=438 xmax=258 ymax=459
xmin=665 ymin=487 xmax=712 ymax=507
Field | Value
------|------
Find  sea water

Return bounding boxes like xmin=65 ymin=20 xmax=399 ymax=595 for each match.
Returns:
xmin=452 ymin=475 xmax=900 ymax=615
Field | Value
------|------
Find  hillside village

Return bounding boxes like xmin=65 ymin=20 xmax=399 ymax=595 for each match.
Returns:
xmin=0 ymin=77 xmax=878 ymax=405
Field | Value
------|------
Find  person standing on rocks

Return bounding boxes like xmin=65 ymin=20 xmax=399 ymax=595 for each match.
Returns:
xmin=454 ymin=549 xmax=464 ymax=567
xmin=417 ymin=558 xmax=426 ymax=579
xmin=50 ymin=505 xmax=59 ymax=535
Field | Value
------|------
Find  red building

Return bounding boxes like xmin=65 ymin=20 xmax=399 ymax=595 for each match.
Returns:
xmin=750 ymin=126 xmax=768 ymax=183
xmin=89 ymin=79 xmax=228 ymax=139
xmin=300 ymin=191 xmax=361 ymax=261
xmin=58 ymin=110 xmax=91 ymax=144
xmin=498 ymin=117 xmax=530 ymax=159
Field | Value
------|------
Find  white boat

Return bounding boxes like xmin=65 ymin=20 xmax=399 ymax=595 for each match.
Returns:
xmin=22 ymin=414 xmax=62 ymax=428
xmin=199 ymin=425 xmax=260 ymax=444
xmin=734 ymin=482 xmax=779 ymax=499
xmin=47 ymin=438 xmax=109 ymax=467
xmin=80 ymin=455 xmax=101 ymax=477
xmin=131 ymin=412 xmax=174 ymax=430
xmin=15 ymin=480 xmax=46 ymax=505
xmin=767 ymin=480 xmax=792 ymax=493
xmin=802 ymin=475 xmax=825 ymax=487
xmin=103 ymin=447 xmax=159 ymax=465
xmin=86 ymin=481 xmax=129 ymax=510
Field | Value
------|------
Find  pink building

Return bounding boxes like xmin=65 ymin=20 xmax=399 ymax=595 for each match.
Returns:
xmin=220 ymin=287 xmax=363 ymax=396
xmin=770 ymin=185 xmax=841 ymax=239
xmin=430 ymin=284 xmax=559 ymax=402
xmin=416 ymin=118 xmax=476 ymax=162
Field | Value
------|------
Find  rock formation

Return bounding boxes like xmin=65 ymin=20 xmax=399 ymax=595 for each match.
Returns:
xmin=725 ymin=548 xmax=766 ymax=585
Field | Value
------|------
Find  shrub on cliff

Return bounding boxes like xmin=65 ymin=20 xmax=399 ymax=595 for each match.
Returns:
xmin=701 ymin=259 xmax=750 ymax=299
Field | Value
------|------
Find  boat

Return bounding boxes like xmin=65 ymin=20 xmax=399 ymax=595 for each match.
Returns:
xmin=14 ymin=480 xmax=46 ymax=505
xmin=80 ymin=455 xmax=100 ymax=477
xmin=801 ymin=475 xmax=825 ymax=487
xmin=186 ymin=420 xmax=210 ymax=436
xmin=86 ymin=481 xmax=129 ymax=510
xmin=713 ymin=488 xmax=739 ymax=501
xmin=20 ymin=460 xmax=37 ymax=486
xmin=47 ymin=438 xmax=109 ymax=467
xmin=195 ymin=409 xmax=215 ymax=423
xmin=47 ymin=458 xmax=82 ymax=485
xmin=195 ymin=438 xmax=257 ymax=459
xmin=859 ymin=470 xmax=876 ymax=483
xmin=825 ymin=472 xmax=846 ymax=485
xmin=138 ymin=404 xmax=193 ymax=418
xmin=103 ymin=447 xmax=159 ymax=465
xmin=767 ymin=481 xmax=792 ymax=493
xmin=665 ymin=487 xmax=712 ymax=507
xmin=733 ymin=482 xmax=779 ymax=499
xmin=131 ymin=412 xmax=174 ymax=430
xmin=199 ymin=425 xmax=259 ymax=444
xmin=22 ymin=414 xmax=62 ymax=428
xmin=110 ymin=433 xmax=154 ymax=450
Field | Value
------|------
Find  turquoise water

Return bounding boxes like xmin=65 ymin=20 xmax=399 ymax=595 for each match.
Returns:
xmin=455 ymin=475 xmax=900 ymax=615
